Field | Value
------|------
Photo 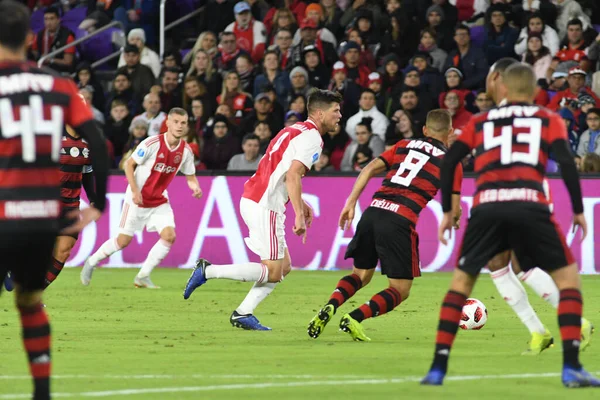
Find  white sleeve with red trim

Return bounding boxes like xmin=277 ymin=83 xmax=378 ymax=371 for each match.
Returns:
xmin=291 ymin=130 xmax=322 ymax=170
xmin=180 ymin=145 xmax=196 ymax=175
xmin=131 ymin=137 xmax=159 ymax=166
xmin=253 ymin=20 xmax=267 ymax=46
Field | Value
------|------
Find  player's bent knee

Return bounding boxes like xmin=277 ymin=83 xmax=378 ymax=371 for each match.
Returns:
xmin=56 ymin=248 xmax=72 ymax=264
xmin=161 ymin=230 xmax=176 ymax=244
xmin=550 ymin=263 xmax=581 ymax=290
xmin=352 ymin=268 xmax=374 ymax=287
xmin=116 ymin=234 xmax=133 ymax=248
xmin=15 ymin=290 xmax=43 ymax=308
xmin=282 ymin=262 xmax=292 ymax=277
xmin=449 ymin=269 xmax=477 ymax=296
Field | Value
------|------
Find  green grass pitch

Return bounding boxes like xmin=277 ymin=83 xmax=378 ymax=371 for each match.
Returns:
xmin=1 ymin=268 xmax=599 ymax=399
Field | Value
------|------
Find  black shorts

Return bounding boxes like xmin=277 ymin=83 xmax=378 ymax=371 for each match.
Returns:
xmin=0 ymin=232 xmax=57 ymax=293
xmin=58 ymin=207 xmax=79 ymax=239
xmin=345 ymin=207 xmax=420 ymax=280
xmin=458 ymin=203 xmax=574 ymax=276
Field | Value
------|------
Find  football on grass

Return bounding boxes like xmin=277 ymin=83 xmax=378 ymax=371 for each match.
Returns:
xmin=459 ymin=298 xmax=488 ymax=330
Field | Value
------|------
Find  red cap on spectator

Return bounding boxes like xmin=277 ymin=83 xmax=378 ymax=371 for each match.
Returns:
xmin=300 ymin=18 xmax=318 ymax=29
xmin=569 ymin=66 xmax=587 ymax=76
xmin=332 ymin=61 xmax=346 ymax=76
xmin=368 ymin=72 xmax=382 ymax=85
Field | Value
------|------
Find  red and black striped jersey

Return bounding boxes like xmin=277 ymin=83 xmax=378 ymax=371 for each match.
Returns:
xmin=60 ymin=128 xmax=92 ymax=209
xmin=373 ymin=137 xmax=463 ymax=225
xmin=457 ymin=103 xmax=565 ymax=209
xmin=0 ymin=61 xmax=94 ymax=232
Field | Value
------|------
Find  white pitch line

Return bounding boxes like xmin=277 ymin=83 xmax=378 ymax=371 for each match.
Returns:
xmin=0 ymin=374 xmax=370 ymax=380
xmin=2 ymin=371 xmax=598 ymax=399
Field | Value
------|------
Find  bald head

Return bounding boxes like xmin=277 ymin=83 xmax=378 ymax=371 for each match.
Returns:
xmin=486 ymin=57 xmax=519 ymax=104
xmin=143 ymin=92 xmax=161 ymax=115
xmin=503 ymin=63 xmax=537 ymax=100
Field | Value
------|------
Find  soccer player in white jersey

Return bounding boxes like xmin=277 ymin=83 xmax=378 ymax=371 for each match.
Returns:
xmin=485 ymin=58 xmax=592 ymax=354
xmin=183 ymin=89 xmax=343 ymax=330
xmin=81 ymin=108 xmax=202 ymax=288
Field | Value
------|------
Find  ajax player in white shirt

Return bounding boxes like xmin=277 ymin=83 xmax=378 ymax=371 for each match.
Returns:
xmin=183 ymin=89 xmax=343 ymax=330
xmin=81 ymin=108 xmax=202 ymax=288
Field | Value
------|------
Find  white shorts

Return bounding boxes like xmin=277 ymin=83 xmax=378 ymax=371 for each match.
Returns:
xmin=118 ymin=200 xmax=175 ymax=236
xmin=240 ymin=197 xmax=286 ymax=261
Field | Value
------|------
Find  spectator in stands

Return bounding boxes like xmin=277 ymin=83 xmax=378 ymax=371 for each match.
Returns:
xmin=75 ymin=62 xmax=105 ymax=114
xmin=104 ymin=99 xmax=133 ymax=161
xmin=419 ymin=28 xmax=448 ymax=72
xmin=253 ymin=120 xmax=273 ymax=153
xmin=341 ymin=31 xmax=372 ymax=72
xmin=313 ymin=149 xmax=335 ymax=171
xmin=119 ymin=45 xmax=155 ymax=101
xmin=217 ymin=71 xmax=254 ymax=125
xmin=341 ymin=117 xmax=384 ymax=171
xmin=215 ymin=31 xmax=250 ymax=74
xmin=131 ymin=93 xmax=167 ymax=137
xmin=512 ymin=0 xmax=558 ymax=29
xmin=321 ymin=123 xmax=348 ymax=170
xmin=79 ymin=88 xmax=105 ymax=125
xmin=288 ymin=67 xmax=311 ymax=101
xmin=340 ymin=1 xmax=383 ymax=35
xmin=32 ymin=6 xmax=75 ymax=73
xmin=321 ymin=0 xmax=344 ymax=41
xmin=287 ymin=94 xmax=307 ymax=119
xmin=189 ymin=98 xmax=207 ymax=138
xmin=372 ymin=71 xmax=395 ymax=118
xmin=259 ymin=83 xmax=285 ymax=122
xmin=424 ymin=5 xmax=454 ymax=53
xmin=523 ymin=32 xmax=553 ymax=82
xmin=340 ymin=41 xmax=369 ymax=88
xmin=440 ymin=67 xmax=475 ymax=111
xmin=289 ymin=18 xmax=338 ymax=70
xmin=225 ymin=1 xmax=267 ymax=64
xmin=157 ymin=67 xmax=182 ymax=113
xmin=558 ymin=107 xmax=580 ymax=152
xmin=328 ymin=61 xmax=361 ymax=122
xmin=267 ymin=9 xmax=298 ymax=43
xmin=183 ymin=123 xmax=202 ymax=165
xmin=239 ymin=93 xmax=283 ymax=137
xmin=555 ymin=0 xmax=592 ymax=39
xmin=380 ymin=53 xmax=403 ymax=98
xmin=284 ymin=111 xmax=301 ymax=127
xmin=402 ymin=66 xmax=437 ymax=114
xmin=163 ymin=49 xmax=183 ymax=72
xmin=202 ymin=114 xmax=241 ymax=170
xmin=117 ymin=29 xmax=161 ymax=78
xmin=399 ymin=88 xmax=427 ymax=132
xmin=484 ymin=5 xmax=519 ymax=65
xmin=577 ymin=93 xmax=598 ymax=132
xmin=197 ymin=0 xmax=235 ymax=37
xmin=184 ymin=32 xmax=219 ymax=69
xmin=292 ymin=3 xmax=337 ymax=47
xmin=253 ymin=50 xmax=291 ymax=103
xmin=350 ymin=8 xmax=378 ymax=47
xmin=576 ymin=107 xmax=600 ymax=158
xmin=444 ymin=25 xmax=488 ymax=90
xmin=581 ymin=152 xmax=600 ymax=173
xmin=548 ymin=70 xmax=569 ymax=93
xmin=549 ymin=66 xmax=600 ymax=110
xmin=235 ymin=54 xmax=256 ymax=95
xmin=411 ymin=52 xmax=445 ymax=99
xmin=187 ymin=50 xmax=221 ymax=107
xmin=302 ymin=45 xmax=330 ymax=89
xmin=227 ymin=134 xmax=261 ymax=171
xmin=269 ymin=28 xmax=294 ymax=69
xmin=514 ymin=12 xmax=560 ymax=57
xmin=105 ymin=71 xmax=140 ymax=119
xmin=378 ymin=10 xmax=419 ymax=69
xmin=114 ymin=0 xmax=159 ymax=46
xmin=474 ymin=90 xmax=494 ymax=112
xmin=431 ymin=0 xmax=459 ymax=30
xmin=345 ymin=89 xmax=389 ymax=141
xmin=443 ymin=90 xmax=472 ymax=132
xmin=263 ymin=0 xmax=307 ymax=35
xmin=386 ymin=109 xmax=417 ymax=142
xmin=556 ymin=19 xmax=595 ymax=63
xmin=183 ymin=76 xmax=208 ymax=112
xmin=120 ymin=119 xmax=149 ymax=169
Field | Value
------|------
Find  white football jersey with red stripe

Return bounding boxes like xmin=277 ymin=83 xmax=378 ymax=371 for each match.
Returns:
xmin=243 ymin=119 xmax=323 ymax=213
xmin=128 ymin=134 xmax=195 ymax=208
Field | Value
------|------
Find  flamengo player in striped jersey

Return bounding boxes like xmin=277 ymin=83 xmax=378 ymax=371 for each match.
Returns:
xmin=421 ymin=63 xmax=599 ymax=387
xmin=480 ymin=58 xmax=593 ymax=356
xmin=81 ymin=108 xmax=202 ymax=288
xmin=0 ymin=2 xmax=109 ymax=399
xmin=307 ymin=110 xmax=463 ymax=341
xmin=183 ymin=89 xmax=343 ymax=331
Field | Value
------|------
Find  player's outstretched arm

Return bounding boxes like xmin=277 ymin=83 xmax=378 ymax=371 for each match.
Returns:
xmin=451 ymin=194 xmax=462 ymax=230
xmin=185 ymin=174 xmax=203 ymax=199
xmin=339 ymin=158 xmax=387 ymax=230
xmin=124 ymin=157 xmax=143 ymax=205
xmin=81 ymin=170 xmax=96 ymax=206
xmin=286 ymin=160 xmax=307 ymax=237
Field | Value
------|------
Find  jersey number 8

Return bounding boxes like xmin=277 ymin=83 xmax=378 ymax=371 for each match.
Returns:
xmin=390 ymin=150 xmax=430 ymax=187
xmin=483 ymin=118 xmax=542 ymax=166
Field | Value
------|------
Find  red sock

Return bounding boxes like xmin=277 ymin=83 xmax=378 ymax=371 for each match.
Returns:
xmin=348 ymin=287 xmax=402 ymax=322
xmin=558 ymin=288 xmax=582 ymax=369
xmin=431 ymin=291 xmax=467 ymax=373
xmin=326 ymin=273 xmax=362 ymax=310
xmin=19 ymin=303 xmax=51 ymax=400
xmin=44 ymin=258 xmax=64 ymax=288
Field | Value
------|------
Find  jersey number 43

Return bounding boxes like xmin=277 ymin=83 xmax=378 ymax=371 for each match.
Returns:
xmin=483 ymin=118 xmax=542 ymax=166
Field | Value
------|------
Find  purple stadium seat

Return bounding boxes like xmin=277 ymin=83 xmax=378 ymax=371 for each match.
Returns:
xmin=31 ymin=8 xmax=45 ymax=34
xmin=62 ymin=7 xmax=87 ymax=26
xmin=595 ymin=24 xmax=600 ymax=33
xmin=180 ymin=48 xmax=191 ymax=60
xmin=470 ymin=26 xmax=485 ymax=49
xmin=79 ymin=27 xmax=122 ymax=68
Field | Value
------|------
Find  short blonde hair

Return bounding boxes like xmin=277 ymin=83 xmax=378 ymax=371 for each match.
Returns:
xmin=503 ymin=63 xmax=537 ymax=97
xmin=425 ymin=109 xmax=452 ymax=133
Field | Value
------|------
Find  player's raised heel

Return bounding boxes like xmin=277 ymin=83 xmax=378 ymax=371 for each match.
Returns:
xmin=580 ymin=318 xmax=594 ymax=352
xmin=339 ymin=314 xmax=371 ymax=342
xmin=421 ymin=369 xmax=446 ymax=385
xmin=183 ymin=258 xmax=210 ymax=299
xmin=3 ymin=272 xmax=13 ymax=292
xmin=134 ymin=275 xmax=160 ymax=289
xmin=80 ymin=259 xmax=95 ymax=286
xmin=562 ymin=367 xmax=600 ymax=388
xmin=230 ymin=311 xmax=272 ymax=331
xmin=307 ymin=304 xmax=335 ymax=339
xmin=522 ymin=329 xmax=554 ymax=355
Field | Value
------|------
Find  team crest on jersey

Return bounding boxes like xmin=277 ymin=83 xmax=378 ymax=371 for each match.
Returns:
xmin=312 ymin=152 xmax=319 ymax=163
xmin=82 ymin=148 xmax=89 ymax=158
xmin=70 ymin=147 xmax=80 ymax=157
xmin=174 ymin=154 xmax=182 ymax=164
xmin=235 ymin=97 xmax=245 ymax=107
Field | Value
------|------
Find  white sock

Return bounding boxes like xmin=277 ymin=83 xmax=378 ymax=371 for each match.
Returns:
xmin=205 ymin=263 xmax=269 ymax=284
xmin=138 ymin=239 xmax=171 ymax=278
xmin=88 ymin=238 xmax=122 ymax=267
xmin=491 ymin=266 xmax=546 ymax=334
xmin=236 ymin=282 xmax=277 ymax=315
xmin=517 ymin=267 xmax=560 ymax=309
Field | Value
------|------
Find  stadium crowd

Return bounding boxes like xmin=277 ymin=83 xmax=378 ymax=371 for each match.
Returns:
xmin=23 ymin=0 xmax=600 ymax=173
